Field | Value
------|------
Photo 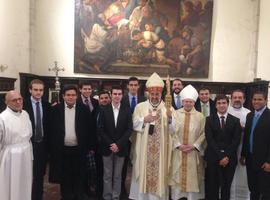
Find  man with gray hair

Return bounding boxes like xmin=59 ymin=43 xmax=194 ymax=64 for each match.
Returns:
xmin=0 ymin=90 xmax=33 ymax=200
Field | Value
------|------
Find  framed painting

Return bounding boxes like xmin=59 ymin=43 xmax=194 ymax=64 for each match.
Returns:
xmin=74 ymin=0 xmax=213 ymax=78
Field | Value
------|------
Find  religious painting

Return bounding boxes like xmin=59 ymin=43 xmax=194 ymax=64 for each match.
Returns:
xmin=74 ymin=0 xmax=213 ymax=78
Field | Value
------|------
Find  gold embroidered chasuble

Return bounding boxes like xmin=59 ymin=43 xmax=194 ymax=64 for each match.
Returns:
xmin=131 ymin=101 xmax=173 ymax=198
xmin=170 ymin=108 xmax=205 ymax=193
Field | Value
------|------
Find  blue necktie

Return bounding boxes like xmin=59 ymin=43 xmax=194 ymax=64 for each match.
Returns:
xmin=131 ymin=96 xmax=136 ymax=113
xmin=249 ymin=113 xmax=260 ymax=153
xmin=176 ymin=95 xmax=181 ymax=109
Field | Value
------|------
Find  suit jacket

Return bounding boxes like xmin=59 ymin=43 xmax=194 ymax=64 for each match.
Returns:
xmin=195 ymin=99 xmax=216 ymax=116
xmin=77 ymin=96 xmax=99 ymax=150
xmin=241 ymin=107 xmax=270 ymax=169
xmin=23 ymin=98 xmax=51 ymax=144
xmin=121 ymin=94 xmax=146 ymax=111
xmin=23 ymin=97 xmax=51 ymax=176
xmin=205 ymin=113 xmax=241 ymax=164
xmin=77 ymin=96 xmax=99 ymax=115
xmin=48 ymin=102 xmax=94 ymax=183
xmin=98 ymin=103 xmax=133 ymax=157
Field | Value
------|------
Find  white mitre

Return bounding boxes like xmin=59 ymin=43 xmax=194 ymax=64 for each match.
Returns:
xmin=180 ymin=84 xmax=198 ymax=102
xmin=146 ymin=72 xmax=164 ymax=92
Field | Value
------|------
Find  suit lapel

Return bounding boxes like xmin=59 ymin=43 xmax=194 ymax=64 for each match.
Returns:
xmin=60 ymin=103 xmax=65 ymax=134
xmin=116 ymin=105 xmax=123 ymax=129
xmin=108 ymin=105 xmax=116 ymax=129
xmin=254 ymin=108 xmax=268 ymax=132
xmin=27 ymin=99 xmax=35 ymax=129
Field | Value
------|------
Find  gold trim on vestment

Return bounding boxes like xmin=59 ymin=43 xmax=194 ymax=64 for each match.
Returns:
xmin=146 ymin=109 xmax=161 ymax=194
xmin=180 ymin=112 xmax=191 ymax=192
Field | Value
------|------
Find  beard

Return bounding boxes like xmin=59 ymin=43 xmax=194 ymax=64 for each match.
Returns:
xmin=232 ymin=101 xmax=242 ymax=109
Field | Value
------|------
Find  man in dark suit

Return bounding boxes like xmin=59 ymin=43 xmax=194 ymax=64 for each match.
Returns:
xmin=241 ymin=91 xmax=270 ymax=200
xmin=195 ymin=87 xmax=216 ymax=117
xmin=98 ymin=85 xmax=133 ymax=200
xmin=49 ymin=85 xmax=94 ymax=200
xmin=77 ymin=80 xmax=99 ymax=197
xmin=77 ymin=80 xmax=99 ymax=116
xmin=23 ymin=79 xmax=51 ymax=200
xmin=94 ymin=90 xmax=111 ymax=199
xmin=205 ymin=94 xmax=241 ymax=200
xmin=121 ymin=76 xmax=145 ymax=195
xmin=171 ymin=78 xmax=184 ymax=110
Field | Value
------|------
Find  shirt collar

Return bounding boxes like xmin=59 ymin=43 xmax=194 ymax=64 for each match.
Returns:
xmin=31 ymin=96 xmax=41 ymax=104
xmin=81 ymin=95 xmax=90 ymax=102
xmin=173 ymin=93 xmax=180 ymax=98
xmin=217 ymin=112 xmax=228 ymax=120
xmin=128 ymin=93 xmax=137 ymax=98
xmin=112 ymin=103 xmax=120 ymax=110
xmin=255 ymin=106 xmax=266 ymax=116
xmin=200 ymin=101 xmax=209 ymax=107
xmin=65 ymin=102 xmax=76 ymax=109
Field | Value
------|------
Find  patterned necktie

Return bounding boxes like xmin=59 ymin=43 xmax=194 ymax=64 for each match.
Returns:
xmin=249 ymin=113 xmax=260 ymax=153
xmin=220 ymin=116 xmax=225 ymax=129
xmin=131 ymin=96 xmax=136 ymax=113
xmin=85 ymin=98 xmax=93 ymax=112
xmin=35 ymin=101 xmax=43 ymax=142
xmin=176 ymin=95 xmax=181 ymax=109
xmin=202 ymin=103 xmax=208 ymax=117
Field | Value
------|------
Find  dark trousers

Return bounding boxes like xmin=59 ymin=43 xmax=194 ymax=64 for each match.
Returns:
xmin=32 ymin=141 xmax=47 ymax=200
xmin=95 ymin=152 xmax=104 ymax=199
xmin=121 ymin=141 xmax=131 ymax=194
xmin=205 ymin=161 xmax=236 ymax=200
xmin=60 ymin=146 xmax=87 ymax=200
xmin=246 ymin=154 xmax=270 ymax=200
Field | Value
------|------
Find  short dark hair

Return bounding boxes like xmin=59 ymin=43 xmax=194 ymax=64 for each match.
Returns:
xmin=172 ymin=78 xmax=183 ymax=84
xmin=62 ymin=84 xmax=78 ymax=95
xmin=252 ymin=90 xmax=267 ymax=100
xmin=231 ymin=89 xmax=245 ymax=99
xmin=215 ymin=94 xmax=229 ymax=104
xmin=29 ymin=79 xmax=44 ymax=89
xmin=111 ymin=85 xmax=123 ymax=93
xmin=99 ymin=90 xmax=111 ymax=97
xmin=128 ymin=76 xmax=139 ymax=84
xmin=198 ymin=86 xmax=211 ymax=93
xmin=78 ymin=80 xmax=92 ymax=89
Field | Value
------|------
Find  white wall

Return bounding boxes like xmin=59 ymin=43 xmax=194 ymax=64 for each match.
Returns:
xmin=31 ymin=0 xmax=260 ymax=82
xmin=210 ymin=0 xmax=259 ymax=82
xmin=0 ymin=0 xmax=30 ymax=89
xmin=0 ymin=0 xmax=264 ymax=84
xmin=257 ymin=0 xmax=270 ymax=102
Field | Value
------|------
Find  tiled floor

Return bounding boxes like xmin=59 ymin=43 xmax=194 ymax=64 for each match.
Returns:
xmin=43 ymin=167 xmax=132 ymax=200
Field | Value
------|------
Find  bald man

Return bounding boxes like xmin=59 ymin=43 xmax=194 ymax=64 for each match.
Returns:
xmin=0 ymin=91 xmax=33 ymax=200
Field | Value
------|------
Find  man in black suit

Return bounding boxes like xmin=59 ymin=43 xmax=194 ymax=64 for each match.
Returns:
xmin=121 ymin=76 xmax=145 ymax=195
xmin=171 ymin=78 xmax=184 ymax=110
xmin=49 ymin=85 xmax=94 ymax=200
xmin=195 ymin=87 xmax=216 ymax=117
xmin=95 ymin=90 xmax=111 ymax=199
xmin=205 ymin=94 xmax=241 ymax=200
xmin=78 ymin=80 xmax=99 ymax=116
xmin=241 ymin=91 xmax=270 ymax=200
xmin=77 ymin=80 xmax=99 ymax=197
xmin=23 ymin=79 xmax=51 ymax=200
xmin=98 ymin=85 xmax=133 ymax=200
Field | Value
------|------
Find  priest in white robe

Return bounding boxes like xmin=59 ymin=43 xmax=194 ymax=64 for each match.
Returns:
xmin=170 ymin=85 xmax=205 ymax=200
xmin=129 ymin=72 xmax=173 ymax=200
xmin=0 ymin=90 xmax=33 ymax=200
xmin=228 ymin=90 xmax=250 ymax=200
